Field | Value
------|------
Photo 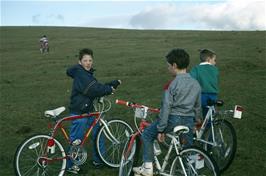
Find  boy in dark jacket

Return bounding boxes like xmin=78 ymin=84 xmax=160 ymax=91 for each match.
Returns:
xmin=66 ymin=48 xmax=120 ymax=173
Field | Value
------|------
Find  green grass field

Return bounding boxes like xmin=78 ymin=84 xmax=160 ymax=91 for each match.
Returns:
xmin=0 ymin=26 xmax=266 ymax=176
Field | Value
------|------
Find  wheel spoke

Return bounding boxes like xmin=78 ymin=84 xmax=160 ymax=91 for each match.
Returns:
xmin=15 ymin=135 xmax=66 ymax=176
xmin=97 ymin=119 xmax=133 ymax=167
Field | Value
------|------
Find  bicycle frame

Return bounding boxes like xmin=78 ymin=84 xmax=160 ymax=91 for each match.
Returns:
xmin=154 ymin=133 xmax=187 ymax=176
xmin=50 ymin=112 xmax=120 ymax=146
xmin=117 ymin=99 xmax=191 ymax=176
xmin=125 ymin=122 xmax=191 ymax=176
xmin=194 ymin=105 xmax=218 ymax=146
xmin=125 ymin=119 xmax=150 ymax=157
xmin=194 ymin=104 xmax=235 ymax=148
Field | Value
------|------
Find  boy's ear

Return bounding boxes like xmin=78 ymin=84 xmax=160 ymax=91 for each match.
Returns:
xmin=206 ymin=56 xmax=212 ymax=62
xmin=78 ymin=60 xmax=81 ymax=65
xmin=173 ymin=63 xmax=178 ymax=69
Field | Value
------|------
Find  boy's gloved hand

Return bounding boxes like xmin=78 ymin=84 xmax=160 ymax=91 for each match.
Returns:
xmin=107 ymin=80 xmax=121 ymax=89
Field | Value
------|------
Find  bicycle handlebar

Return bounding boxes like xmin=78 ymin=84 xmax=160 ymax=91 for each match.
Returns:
xmin=115 ymin=99 xmax=160 ymax=113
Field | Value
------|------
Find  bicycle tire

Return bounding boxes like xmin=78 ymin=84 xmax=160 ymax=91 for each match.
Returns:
xmin=14 ymin=134 xmax=66 ymax=176
xmin=170 ymin=146 xmax=220 ymax=176
xmin=96 ymin=119 xmax=133 ymax=168
xmin=203 ymin=119 xmax=237 ymax=172
xmin=119 ymin=135 xmax=141 ymax=176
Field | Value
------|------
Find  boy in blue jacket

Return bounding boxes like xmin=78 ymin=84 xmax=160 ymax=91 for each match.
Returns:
xmin=66 ymin=48 xmax=120 ymax=173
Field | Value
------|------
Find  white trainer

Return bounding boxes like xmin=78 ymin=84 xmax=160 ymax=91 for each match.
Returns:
xmin=133 ymin=165 xmax=153 ymax=176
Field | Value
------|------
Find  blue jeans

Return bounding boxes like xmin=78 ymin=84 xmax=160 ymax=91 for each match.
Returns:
xmin=201 ymin=93 xmax=217 ymax=118
xmin=141 ymin=115 xmax=194 ymax=162
xmin=66 ymin=114 xmax=105 ymax=168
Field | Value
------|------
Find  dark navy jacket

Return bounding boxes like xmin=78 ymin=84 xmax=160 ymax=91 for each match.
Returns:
xmin=67 ymin=64 xmax=113 ymax=114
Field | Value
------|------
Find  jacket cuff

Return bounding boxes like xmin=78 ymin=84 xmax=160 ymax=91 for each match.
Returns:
xmin=157 ymin=128 xmax=165 ymax=133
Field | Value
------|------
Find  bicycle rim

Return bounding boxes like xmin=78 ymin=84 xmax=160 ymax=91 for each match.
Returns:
xmin=204 ymin=119 xmax=237 ymax=172
xmin=96 ymin=119 xmax=133 ymax=167
xmin=14 ymin=134 xmax=66 ymax=176
xmin=170 ymin=147 xmax=220 ymax=176
xmin=119 ymin=137 xmax=137 ymax=176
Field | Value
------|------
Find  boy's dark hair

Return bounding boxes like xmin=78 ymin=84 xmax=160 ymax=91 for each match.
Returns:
xmin=79 ymin=48 xmax=94 ymax=61
xmin=166 ymin=48 xmax=190 ymax=69
xmin=199 ymin=49 xmax=216 ymax=62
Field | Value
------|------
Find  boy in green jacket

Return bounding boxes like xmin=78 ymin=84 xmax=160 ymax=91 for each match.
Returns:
xmin=190 ymin=49 xmax=218 ymax=117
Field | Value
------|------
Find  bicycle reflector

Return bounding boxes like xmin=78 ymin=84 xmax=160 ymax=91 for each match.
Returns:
xmin=135 ymin=107 xmax=148 ymax=119
xmin=233 ymin=105 xmax=243 ymax=119
xmin=47 ymin=138 xmax=55 ymax=154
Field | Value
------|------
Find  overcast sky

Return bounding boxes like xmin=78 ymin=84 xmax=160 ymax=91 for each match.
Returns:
xmin=1 ymin=0 xmax=266 ymax=30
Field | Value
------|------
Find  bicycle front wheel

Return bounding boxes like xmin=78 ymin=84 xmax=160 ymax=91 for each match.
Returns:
xmin=203 ymin=119 xmax=237 ymax=172
xmin=170 ymin=147 xmax=220 ymax=176
xmin=14 ymin=134 xmax=66 ymax=176
xmin=119 ymin=136 xmax=141 ymax=176
xmin=96 ymin=119 xmax=133 ymax=168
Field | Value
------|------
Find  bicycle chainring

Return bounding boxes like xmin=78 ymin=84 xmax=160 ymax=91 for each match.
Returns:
xmin=69 ymin=145 xmax=87 ymax=165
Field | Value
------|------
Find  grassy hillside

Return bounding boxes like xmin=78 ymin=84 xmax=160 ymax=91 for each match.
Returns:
xmin=0 ymin=26 xmax=265 ymax=175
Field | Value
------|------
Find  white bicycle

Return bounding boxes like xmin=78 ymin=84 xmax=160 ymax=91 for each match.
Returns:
xmin=117 ymin=99 xmax=220 ymax=176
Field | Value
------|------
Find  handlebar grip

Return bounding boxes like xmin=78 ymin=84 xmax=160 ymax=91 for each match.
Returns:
xmin=115 ymin=99 xmax=130 ymax=106
xmin=149 ymin=108 xmax=160 ymax=113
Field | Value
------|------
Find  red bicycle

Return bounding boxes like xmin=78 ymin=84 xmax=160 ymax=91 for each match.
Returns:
xmin=116 ymin=99 xmax=220 ymax=176
xmin=14 ymin=97 xmax=133 ymax=176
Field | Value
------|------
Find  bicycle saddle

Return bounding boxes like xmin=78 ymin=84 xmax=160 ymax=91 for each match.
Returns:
xmin=44 ymin=107 xmax=66 ymax=118
xmin=216 ymin=100 xmax=224 ymax=106
xmin=173 ymin=125 xmax=189 ymax=134
xmin=207 ymin=99 xmax=224 ymax=106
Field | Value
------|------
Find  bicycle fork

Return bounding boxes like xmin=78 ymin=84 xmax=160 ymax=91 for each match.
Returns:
xmin=100 ymin=119 xmax=120 ymax=144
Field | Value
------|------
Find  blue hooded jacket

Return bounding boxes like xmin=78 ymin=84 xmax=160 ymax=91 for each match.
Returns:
xmin=67 ymin=64 xmax=113 ymax=114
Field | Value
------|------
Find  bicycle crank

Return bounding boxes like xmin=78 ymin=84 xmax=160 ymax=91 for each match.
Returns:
xmin=69 ymin=145 xmax=87 ymax=165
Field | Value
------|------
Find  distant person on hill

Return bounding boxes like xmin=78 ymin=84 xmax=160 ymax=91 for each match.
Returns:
xmin=133 ymin=48 xmax=201 ymax=176
xmin=66 ymin=48 xmax=121 ymax=174
xmin=190 ymin=49 xmax=219 ymax=117
xmin=39 ymin=35 xmax=49 ymax=53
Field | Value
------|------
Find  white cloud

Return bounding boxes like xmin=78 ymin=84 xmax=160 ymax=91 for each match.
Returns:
xmin=82 ymin=15 xmax=132 ymax=29
xmin=191 ymin=1 xmax=266 ymax=30
xmin=32 ymin=14 xmax=64 ymax=25
xmin=130 ymin=4 xmax=178 ymax=29
xmin=127 ymin=1 xmax=266 ymax=30
xmin=24 ymin=0 xmax=266 ymax=30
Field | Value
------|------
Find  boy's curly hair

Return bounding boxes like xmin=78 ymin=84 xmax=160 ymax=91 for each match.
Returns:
xmin=166 ymin=48 xmax=190 ymax=69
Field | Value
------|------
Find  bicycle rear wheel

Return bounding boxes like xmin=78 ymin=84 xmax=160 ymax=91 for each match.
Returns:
xmin=170 ymin=147 xmax=220 ymax=176
xmin=14 ymin=134 xmax=66 ymax=176
xmin=96 ymin=119 xmax=133 ymax=167
xmin=203 ymin=119 xmax=237 ymax=172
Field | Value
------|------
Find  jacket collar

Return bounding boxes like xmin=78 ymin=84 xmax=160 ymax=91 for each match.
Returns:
xmin=199 ymin=62 xmax=212 ymax=65
xmin=78 ymin=64 xmax=95 ymax=74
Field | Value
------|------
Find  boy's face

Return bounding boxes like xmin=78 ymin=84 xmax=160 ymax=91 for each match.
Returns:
xmin=208 ymin=56 xmax=216 ymax=65
xmin=167 ymin=62 xmax=177 ymax=76
xmin=79 ymin=54 xmax=93 ymax=71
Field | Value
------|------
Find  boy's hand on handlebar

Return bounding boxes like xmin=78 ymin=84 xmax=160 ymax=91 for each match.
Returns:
xmin=108 ymin=80 xmax=122 ymax=89
xmin=195 ymin=118 xmax=202 ymax=124
xmin=157 ymin=133 xmax=165 ymax=142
